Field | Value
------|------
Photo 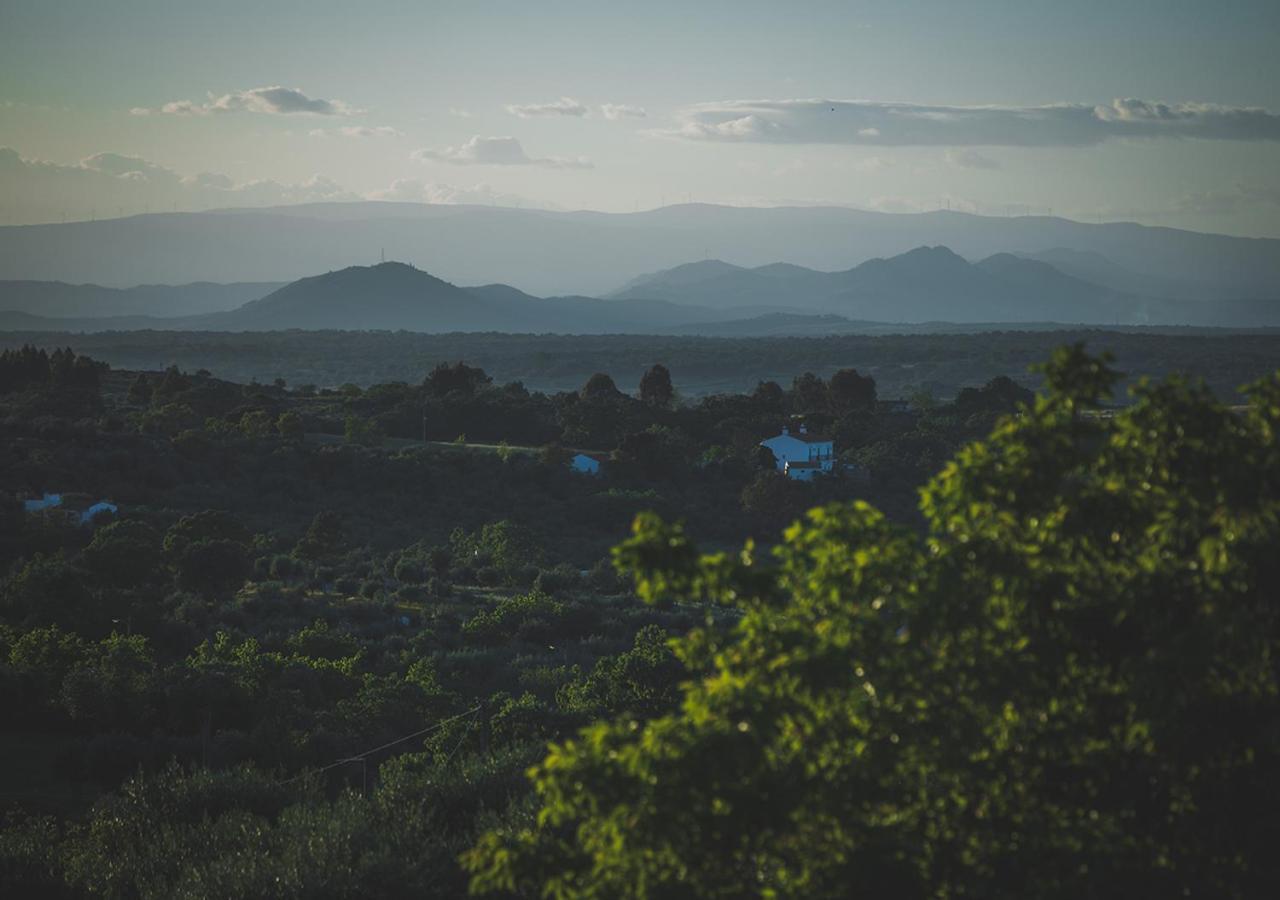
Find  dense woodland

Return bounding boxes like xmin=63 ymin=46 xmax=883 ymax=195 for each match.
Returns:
xmin=3 ymin=326 xmax=1278 ymax=398
xmin=1 ymin=339 xmax=1278 ymax=896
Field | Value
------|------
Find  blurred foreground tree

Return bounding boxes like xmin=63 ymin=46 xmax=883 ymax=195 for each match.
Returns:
xmin=466 ymin=345 xmax=1280 ymax=898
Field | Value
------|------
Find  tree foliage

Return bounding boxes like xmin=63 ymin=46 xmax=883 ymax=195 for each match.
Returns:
xmin=465 ymin=346 xmax=1280 ymax=898
xmin=639 ymin=364 xmax=675 ymax=408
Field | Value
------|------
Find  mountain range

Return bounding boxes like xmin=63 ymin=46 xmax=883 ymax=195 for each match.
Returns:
xmin=1 ymin=201 xmax=1278 ymax=301
xmin=613 ymin=247 xmax=1130 ymax=323
xmin=3 ymin=247 xmax=1278 ymax=335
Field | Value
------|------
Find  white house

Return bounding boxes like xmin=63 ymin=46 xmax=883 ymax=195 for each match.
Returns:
xmin=22 ymin=492 xmax=118 ymax=525
xmin=570 ymin=452 xmax=604 ymax=475
xmin=760 ymin=425 xmax=835 ymax=481
xmin=81 ymin=501 xmax=119 ymax=524
xmin=23 ymin=493 xmax=63 ymax=513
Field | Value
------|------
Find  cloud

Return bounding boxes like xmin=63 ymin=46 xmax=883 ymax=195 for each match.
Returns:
xmin=448 ymin=107 xmax=473 ymax=118
xmin=506 ymin=96 xmax=588 ymax=118
xmin=367 ymin=177 xmax=559 ymax=209
xmin=945 ymin=148 xmax=1001 ymax=169
xmin=310 ymin=125 xmax=403 ymax=138
xmin=1174 ymin=183 xmax=1280 ymax=216
xmin=412 ymin=135 xmax=592 ymax=169
xmin=601 ymin=103 xmax=647 ymax=120
xmin=0 ymin=146 xmax=360 ymax=223
xmin=655 ymin=97 xmax=1280 ymax=146
xmin=80 ymin=152 xmax=180 ymax=182
xmin=144 ymin=85 xmax=358 ymax=117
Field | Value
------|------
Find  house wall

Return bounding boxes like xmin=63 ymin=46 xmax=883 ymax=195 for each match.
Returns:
xmin=570 ymin=455 xmax=600 ymax=475
xmin=760 ymin=435 xmax=810 ymax=471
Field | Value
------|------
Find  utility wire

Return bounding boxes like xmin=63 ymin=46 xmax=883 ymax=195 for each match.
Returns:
xmin=278 ymin=705 xmax=482 ymax=786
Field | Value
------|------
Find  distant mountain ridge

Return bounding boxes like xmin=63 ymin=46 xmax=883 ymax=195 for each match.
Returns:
xmin=202 ymin=262 xmax=744 ymax=333
xmin=612 ymin=246 xmax=1132 ymax=323
xmin=1 ymin=202 xmax=1277 ymax=300
xmin=4 ymin=251 xmax=1279 ymax=335
xmin=0 ymin=279 xmax=281 ymax=318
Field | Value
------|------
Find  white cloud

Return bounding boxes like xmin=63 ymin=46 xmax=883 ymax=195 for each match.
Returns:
xmin=0 ymin=146 xmax=360 ymax=223
xmin=448 ymin=107 xmax=473 ymax=118
xmin=310 ymin=125 xmax=403 ymax=138
xmin=945 ymin=148 xmax=1001 ymax=170
xmin=182 ymin=171 xmax=234 ymax=190
xmin=412 ymin=135 xmax=592 ymax=169
xmin=1174 ymin=183 xmax=1280 ymax=216
xmin=655 ymin=97 xmax=1280 ymax=146
xmin=506 ymin=96 xmax=589 ymax=118
xmin=143 ymin=85 xmax=359 ymax=117
xmin=367 ymin=177 xmax=558 ymax=209
xmin=601 ymin=103 xmax=647 ymax=120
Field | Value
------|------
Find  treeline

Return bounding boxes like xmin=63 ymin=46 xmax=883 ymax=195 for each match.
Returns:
xmin=0 ymin=345 xmax=104 ymax=394
xmin=5 ymin=327 xmax=1279 ymax=398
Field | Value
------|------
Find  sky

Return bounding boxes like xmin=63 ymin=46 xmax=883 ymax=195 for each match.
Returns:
xmin=2 ymin=0 xmax=1279 ymax=236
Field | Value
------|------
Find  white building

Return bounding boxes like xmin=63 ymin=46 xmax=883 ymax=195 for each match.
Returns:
xmin=570 ymin=452 xmax=604 ymax=475
xmin=760 ymin=425 xmax=835 ymax=481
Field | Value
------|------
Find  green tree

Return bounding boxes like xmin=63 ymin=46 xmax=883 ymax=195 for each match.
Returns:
xmin=827 ymin=367 xmax=877 ymax=412
xmin=580 ymin=373 xmax=622 ymax=403
xmin=344 ymin=414 xmax=383 ymax=447
xmin=294 ymin=510 xmax=345 ymax=563
xmin=276 ymin=410 xmax=305 ymax=440
xmin=466 ymin=346 xmax=1280 ymax=898
xmin=163 ymin=510 xmax=252 ymax=556
xmin=176 ymin=539 xmax=253 ymax=596
xmin=638 ymin=364 xmax=675 ymax=408
xmin=424 ymin=361 xmax=492 ymax=398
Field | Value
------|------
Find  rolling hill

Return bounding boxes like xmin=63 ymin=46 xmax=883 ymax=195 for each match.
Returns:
xmin=1 ymin=202 xmax=1277 ymax=302
xmin=613 ymin=246 xmax=1133 ymax=323
xmin=0 ymin=279 xmax=281 ymax=318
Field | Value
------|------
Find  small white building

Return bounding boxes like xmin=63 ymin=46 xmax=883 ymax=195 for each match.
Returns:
xmin=23 ymin=493 xmax=63 ymax=513
xmin=570 ymin=452 xmax=604 ymax=475
xmin=760 ymin=425 xmax=835 ymax=481
xmin=22 ymin=493 xmax=118 ymax=525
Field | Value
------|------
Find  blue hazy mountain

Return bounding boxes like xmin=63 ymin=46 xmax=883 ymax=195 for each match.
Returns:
xmin=0 ymin=202 xmax=1277 ymax=302
xmin=612 ymin=246 xmax=1131 ymax=323
xmin=0 ymin=279 xmax=281 ymax=318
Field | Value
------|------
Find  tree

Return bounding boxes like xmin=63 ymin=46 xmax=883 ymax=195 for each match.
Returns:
xmin=276 ymin=411 xmax=304 ymax=440
xmin=827 ymin=367 xmax=877 ymax=411
xmin=638 ymin=364 xmax=675 ymax=408
xmin=294 ymin=511 xmax=345 ymax=563
xmin=81 ymin=520 xmax=163 ymax=589
xmin=465 ymin=346 xmax=1280 ymax=898
xmin=752 ymin=380 xmax=785 ymax=412
xmin=344 ymin=414 xmax=383 ymax=447
xmin=176 ymin=539 xmax=253 ymax=596
xmin=423 ymin=361 xmax=492 ymax=398
xmin=580 ymin=373 xmax=622 ymax=403
xmin=539 ymin=443 xmax=573 ymax=469
xmin=163 ymin=510 xmax=252 ymax=556
xmin=956 ymin=374 xmax=1035 ymax=415
xmin=790 ymin=371 xmax=827 ymax=412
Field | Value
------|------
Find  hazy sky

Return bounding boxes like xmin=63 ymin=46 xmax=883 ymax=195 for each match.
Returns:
xmin=2 ymin=0 xmax=1279 ymax=235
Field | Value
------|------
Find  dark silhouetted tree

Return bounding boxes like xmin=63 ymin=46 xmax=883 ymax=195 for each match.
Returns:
xmin=581 ymin=373 xmax=623 ymax=403
xmin=828 ymin=367 xmax=877 ymax=411
xmin=638 ymin=364 xmax=674 ymax=408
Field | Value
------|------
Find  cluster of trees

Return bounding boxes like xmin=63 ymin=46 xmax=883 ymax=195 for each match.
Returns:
xmin=9 ymin=328 xmax=1280 ymax=401
xmin=4 ymin=342 xmax=1276 ymax=896
xmin=0 ymin=345 xmax=104 ymax=394
xmin=466 ymin=346 xmax=1280 ymax=897
xmin=0 ymin=488 xmax=697 ymax=896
